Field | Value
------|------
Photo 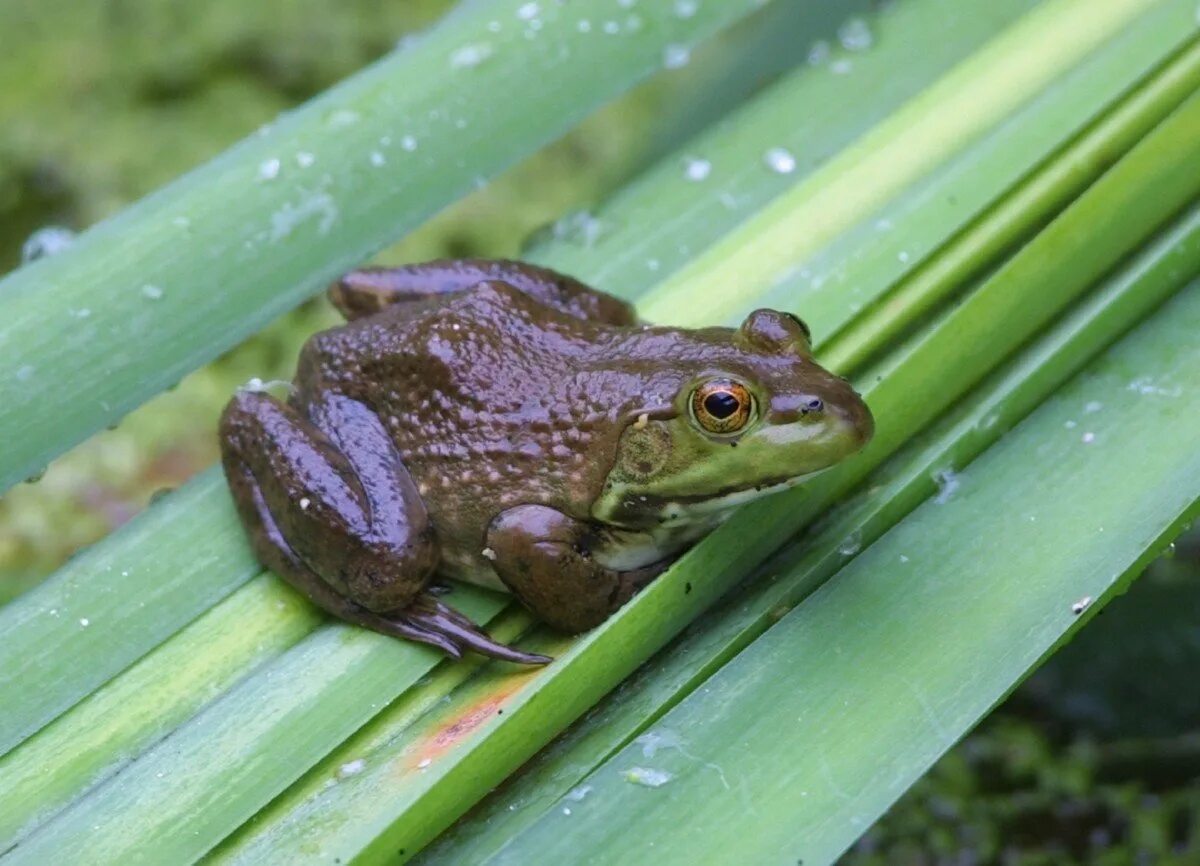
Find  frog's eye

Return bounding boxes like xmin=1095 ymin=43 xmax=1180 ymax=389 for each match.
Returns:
xmin=690 ymin=379 xmax=755 ymax=436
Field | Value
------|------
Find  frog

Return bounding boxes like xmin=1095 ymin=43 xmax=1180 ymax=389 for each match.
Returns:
xmin=219 ymin=259 xmax=874 ymax=665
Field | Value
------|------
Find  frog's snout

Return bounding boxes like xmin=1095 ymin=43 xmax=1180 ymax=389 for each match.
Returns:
xmin=834 ymin=393 xmax=875 ymax=450
xmin=768 ymin=374 xmax=874 ymax=451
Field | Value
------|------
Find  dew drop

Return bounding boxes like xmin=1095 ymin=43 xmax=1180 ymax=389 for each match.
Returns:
xmin=258 ymin=158 xmax=281 ymax=181
xmin=763 ymin=147 xmax=797 ymax=174
xmin=370 ymin=151 xmax=386 ymax=167
xmin=683 ymin=156 xmax=711 ymax=182
xmin=550 ymin=210 xmax=609 ymax=248
xmin=295 ymin=151 xmax=316 ymax=168
xmin=662 ymin=44 xmax=691 ymax=69
xmin=837 ymin=17 xmax=873 ymax=52
xmin=566 ymin=784 xmax=593 ymax=801
xmin=141 ymin=284 xmax=164 ymax=300
xmin=22 ymin=226 xmax=76 ymax=263
xmin=674 ymin=0 xmax=698 ymax=18
xmin=326 ymin=109 xmax=361 ymax=128
xmin=516 ymin=1 xmax=539 ymax=20
xmin=401 ymin=135 xmax=419 ymax=152
xmin=837 ymin=530 xmax=862 ymax=556
xmin=450 ymin=42 xmax=494 ymax=69
xmin=625 ymin=767 xmax=673 ymax=788
xmin=806 ymin=39 xmax=831 ymax=66
xmin=932 ymin=469 xmax=959 ymax=505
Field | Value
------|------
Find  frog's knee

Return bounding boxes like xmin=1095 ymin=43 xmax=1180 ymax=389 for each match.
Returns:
xmin=339 ymin=527 xmax=440 ymax=613
xmin=218 ymin=389 xmax=287 ymax=450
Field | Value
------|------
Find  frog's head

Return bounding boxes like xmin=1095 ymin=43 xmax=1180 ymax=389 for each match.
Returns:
xmin=595 ymin=309 xmax=873 ymax=528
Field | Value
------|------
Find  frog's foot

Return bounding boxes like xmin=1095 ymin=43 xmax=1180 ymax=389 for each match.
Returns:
xmin=387 ymin=593 xmax=552 ymax=666
xmin=485 ymin=505 xmax=672 ymax=634
xmin=330 ymin=259 xmax=638 ymax=325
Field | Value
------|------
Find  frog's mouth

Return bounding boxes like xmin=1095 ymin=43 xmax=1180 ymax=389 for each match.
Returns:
xmin=611 ymin=467 xmax=831 ymax=529
xmin=654 ymin=468 xmax=830 ymax=524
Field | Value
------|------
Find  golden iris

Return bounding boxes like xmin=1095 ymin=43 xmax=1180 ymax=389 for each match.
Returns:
xmin=690 ymin=379 xmax=754 ymax=435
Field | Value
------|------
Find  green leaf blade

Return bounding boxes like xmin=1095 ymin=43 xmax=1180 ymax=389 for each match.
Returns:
xmin=0 ymin=472 xmax=253 ymax=756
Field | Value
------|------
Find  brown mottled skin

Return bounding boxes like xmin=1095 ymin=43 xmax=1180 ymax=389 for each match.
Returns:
xmin=219 ymin=259 xmax=873 ymax=664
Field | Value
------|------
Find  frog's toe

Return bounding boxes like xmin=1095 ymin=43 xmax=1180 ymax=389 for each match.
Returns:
xmin=376 ymin=617 xmax=465 ymax=661
xmin=385 ymin=593 xmax=553 ymax=666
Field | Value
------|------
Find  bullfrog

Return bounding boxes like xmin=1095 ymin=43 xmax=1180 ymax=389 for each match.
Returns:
xmin=219 ymin=259 xmax=873 ymax=664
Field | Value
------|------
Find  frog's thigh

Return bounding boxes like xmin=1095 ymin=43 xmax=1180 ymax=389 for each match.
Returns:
xmin=219 ymin=390 xmax=438 ymax=613
xmin=331 ymin=259 xmax=637 ymax=325
xmin=486 ymin=505 xmax=664 ymax=633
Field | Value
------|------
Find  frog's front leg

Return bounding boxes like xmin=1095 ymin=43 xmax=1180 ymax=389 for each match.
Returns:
xmin=486 ymin=505 xmax=669 ymax=634
xmin=219 ymin=390 xmax=550 ymax=665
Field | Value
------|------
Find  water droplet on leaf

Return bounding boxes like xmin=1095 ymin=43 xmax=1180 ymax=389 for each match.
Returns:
xmin=764 ymin=147 xmax=796 ymax=174
xmin=22 ymin=226 xmax=76 ymax=263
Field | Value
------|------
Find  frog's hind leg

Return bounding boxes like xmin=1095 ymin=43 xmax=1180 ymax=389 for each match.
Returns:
xmin=330 ymin=258 xmax=637 ymax=325
xmin=224 ymin=461 xmax=467 ymax=658
xmin=219 ymin=390 xmax=550 ymax=665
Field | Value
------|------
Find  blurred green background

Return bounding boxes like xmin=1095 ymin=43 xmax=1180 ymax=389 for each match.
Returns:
xmin=1 ymin=1 xmax=1196 ymax=861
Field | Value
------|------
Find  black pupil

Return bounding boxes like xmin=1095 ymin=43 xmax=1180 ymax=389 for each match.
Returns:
xmin=704 ymin=391 xmax=740 ymax=419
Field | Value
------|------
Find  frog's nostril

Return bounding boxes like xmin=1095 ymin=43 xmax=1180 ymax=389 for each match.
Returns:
xmin=804 ymin=398 xmax=824 ymax=414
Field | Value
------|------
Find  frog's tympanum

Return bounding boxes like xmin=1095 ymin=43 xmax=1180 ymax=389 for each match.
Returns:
xmin=219 ymin=259 xmax=874 ymax=664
